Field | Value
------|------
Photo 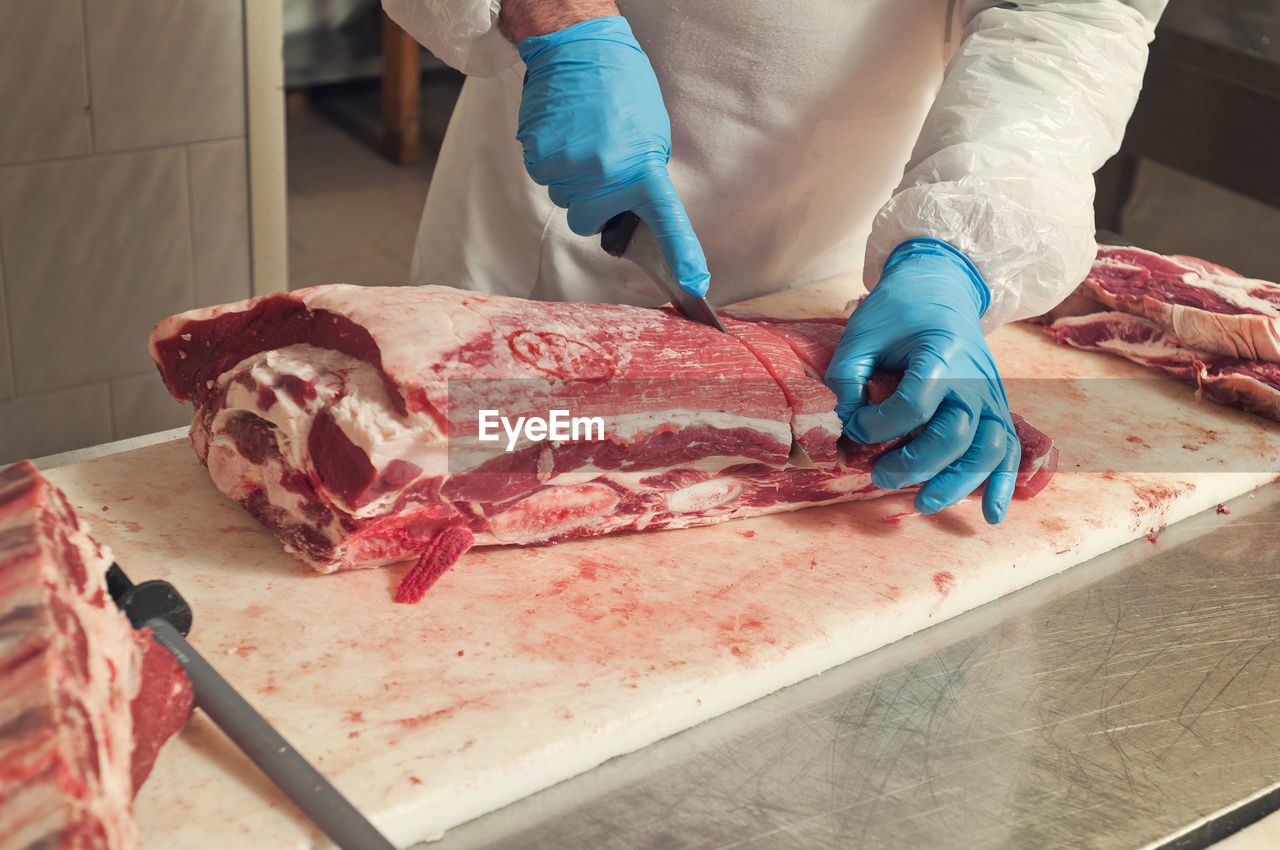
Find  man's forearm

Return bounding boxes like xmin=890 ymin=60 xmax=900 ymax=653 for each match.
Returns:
xmin=498 ymin=0 xmax=620 ymax=43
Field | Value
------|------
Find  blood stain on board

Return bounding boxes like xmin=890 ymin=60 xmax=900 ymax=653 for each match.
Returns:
xmin=1127 ymin=482 xmax=1191 ymax=533
xmin=739 ymin=530 xmax=756 ymax=538
xmin=716 ymin=604 xmax=776 ymax=661
xmin=396 ymin=698 xmax=485 ymax=730
xmin=718 ymin=610 xmax=766 ymax=635
xmin=1135 ymin=483 xmax=1189 ymax=509
xmin=536 ymin=577 xmax=573 ymax=599
xmin=1040 ymin=517 xmax=1068 ymax=535
xmin=99 ymin=518 xmax=144 ymax=533
xmin=932 ymin=571 xmax=956 ymax=597
xmin=608 ymin=598 xmax=640 ymax=618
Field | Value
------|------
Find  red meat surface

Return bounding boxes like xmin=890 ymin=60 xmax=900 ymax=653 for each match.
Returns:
xmin=150 ymin=285 xmax=1058 ymax=595
xmin=0 ymin=461 xmax=193 ymax=849
xmin=1083 ymin=245 xmax=1280 ymax=361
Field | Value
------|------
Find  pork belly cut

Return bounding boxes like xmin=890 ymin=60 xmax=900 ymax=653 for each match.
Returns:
xmin=150 ymin=285 xmax=1058 ymax=594
xmin=1083 ymin=245 xmax=1280 ymax=361
xmin=1048 ymin=311 xmax=1280 ymax=421
xmin=0 ymin=461 xmax=193 ymax=850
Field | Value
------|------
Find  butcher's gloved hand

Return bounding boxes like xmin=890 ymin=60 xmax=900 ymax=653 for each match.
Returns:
xmin=824 ymin=238 xmax=1020 ymax=524
xmin=516 ymin=16 xmax=710 ymax=297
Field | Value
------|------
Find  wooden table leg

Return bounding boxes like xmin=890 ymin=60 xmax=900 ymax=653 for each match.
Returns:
xmin=381 ymin=11 xmax=420 ymax=165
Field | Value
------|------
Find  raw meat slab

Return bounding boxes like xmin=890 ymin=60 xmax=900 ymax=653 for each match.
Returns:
xmin=42 ymin=277 xmax=1280 ymax=849
xmin=145 ymin=284 xmax=1051 ymax=581
xmin=0 ymin=461 xmax=193 ymax=850
xmin=1083 ymin=245 xmax=1280 ymax=361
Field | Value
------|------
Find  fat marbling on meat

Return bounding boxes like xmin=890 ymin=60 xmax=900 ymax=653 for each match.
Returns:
xmin=0 ymin=461 xmax=193 ymax=850
xmin=1083 ymin=245 xmax=1280 ymax=361
xmin=150 ymin=284 xmax=1058 ymax=600
xmin=1047 ymin=311 xmax=1280 ymax=421
xmin=1044 ymin=245 xmax=1280 ymax=422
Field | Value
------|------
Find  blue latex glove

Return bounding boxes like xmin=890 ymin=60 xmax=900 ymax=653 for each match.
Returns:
xmin=824 ymin=238 xmax=1020 ymax=524
xmin=516 ymin=17 xmax=710 ymax=297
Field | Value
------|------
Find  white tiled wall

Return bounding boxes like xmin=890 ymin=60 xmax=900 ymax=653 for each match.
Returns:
xmin=0 ymin=0 xmax=253 ymax=466
xmin=83 ymin=0 xmax=247 ymax=151
xmin=189 ymin=139 xmax=252 ymax=305
xmin=0 ymin=0 xmax=92 ymax=164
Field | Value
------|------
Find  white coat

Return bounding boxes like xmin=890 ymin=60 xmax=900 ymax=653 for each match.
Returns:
xmin=382 ymin=0 xmax=1166 ymax=331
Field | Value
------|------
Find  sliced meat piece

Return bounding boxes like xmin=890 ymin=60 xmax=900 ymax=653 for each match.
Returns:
xmin=0 ymin=461 xmax=193 ymax=850
xmin=150 ymin=285 xmax=1058 ymax=588
xmin=721 ymin=312 xmax=847 ymax=377
xmin=722 ymin=317 xmax=842 ymax=464
xmin=1083 ymin=245 xmax=1280 ymax=361
xmin=1048 ymin=311 xmax=1280 ymax=421
xmin=126 ymin=637 xmax=193 ymax=795
xmin=1011 ymin=415 xmax=1060 ymax=499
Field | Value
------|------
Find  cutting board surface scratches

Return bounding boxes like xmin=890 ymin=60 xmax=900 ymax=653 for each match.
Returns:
xmin=44 ymin=277 xmax=1280 ymax=849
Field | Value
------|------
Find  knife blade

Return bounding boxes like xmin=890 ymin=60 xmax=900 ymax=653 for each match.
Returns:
xmin=106 ymin=564 xmax=395 ymax=850
xmin=601 ymin=211 xmax=729 ymax=333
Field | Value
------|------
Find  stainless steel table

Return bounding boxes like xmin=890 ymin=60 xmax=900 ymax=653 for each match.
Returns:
xmin=419 ymin=479 xmax=1280 ymax=850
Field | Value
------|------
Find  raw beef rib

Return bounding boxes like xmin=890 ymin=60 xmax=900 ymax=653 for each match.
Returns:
xmin=1047 ymin=311 xmax=1280 ymax=421
xmin=0 ymin=461 xmax=193 ymax=850
xmin=1083 ymin=245 xmax=1280 ymax=361
xmin=149 ymin=285 xmax=1058 ymax=597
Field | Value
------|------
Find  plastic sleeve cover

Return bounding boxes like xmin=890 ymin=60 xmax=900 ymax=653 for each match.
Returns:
xmin=864 ymin=0 xmax=1168 ymax=333
xmin=381 ymin=0 xmax=519 ymax=76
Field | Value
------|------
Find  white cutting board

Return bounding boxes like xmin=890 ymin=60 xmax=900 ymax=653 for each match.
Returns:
xmin=43 ymin=277 xmax=1280 ymax=848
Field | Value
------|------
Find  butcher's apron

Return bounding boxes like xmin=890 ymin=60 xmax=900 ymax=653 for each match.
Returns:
xmin=410 ymin=0 xmax=953 ymax=306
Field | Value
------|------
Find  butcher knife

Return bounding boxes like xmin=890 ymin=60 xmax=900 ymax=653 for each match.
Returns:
xmin=105 ymin=563 xmax=396 ymax=850
xmin=600 ymin=212 xmax=815 ymax=469
xmin=600 ymin=211 xmax=729 ymax=333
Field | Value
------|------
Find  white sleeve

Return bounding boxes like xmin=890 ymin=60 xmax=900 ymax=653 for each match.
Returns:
xmin=864 ymin=0 xmax=1167 ymax=331
xmin=381 ymin=0 xmax=519 ymax=76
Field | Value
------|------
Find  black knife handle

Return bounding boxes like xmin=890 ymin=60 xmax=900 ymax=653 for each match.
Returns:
xmin=600 ymin=211 xmax=641 ymax=257
xmin=107 ymin=562 xmax=193 ymax=637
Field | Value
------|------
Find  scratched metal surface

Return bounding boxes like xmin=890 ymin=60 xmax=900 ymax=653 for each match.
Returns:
xmin=418 ymin=480 xmax=1280 ymax=850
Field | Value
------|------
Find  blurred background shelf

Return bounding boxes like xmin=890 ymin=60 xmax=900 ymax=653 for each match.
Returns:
xmin=284 ymin=4 xmax=452 ymax=165
xmin=1094 ymin=0 xmax=1280 ymax=279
